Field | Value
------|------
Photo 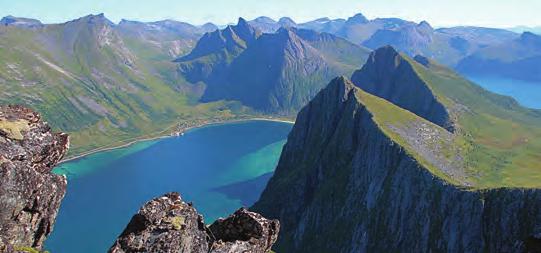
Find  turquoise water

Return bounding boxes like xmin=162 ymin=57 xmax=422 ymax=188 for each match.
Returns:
xmin=467 ymin=75 xmax=541 ymax=109
xmin=45 ymin=120 xmax=292 ymax=253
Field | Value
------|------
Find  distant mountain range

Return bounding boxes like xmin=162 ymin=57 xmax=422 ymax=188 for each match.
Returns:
xmin=508 ymin=26 xmax=541 ymax=35
xmin=0 ymin=14 xmax=244 ymax=156
xmin=176 ymin=18 xmax=371 ymax=115
xmin=456 ymin=32 xmax=541 ymax=82
xmin=248 ymin=14 xmax=520 ymax=66
xmin=1 ymin=12 xmax=540 ymax=155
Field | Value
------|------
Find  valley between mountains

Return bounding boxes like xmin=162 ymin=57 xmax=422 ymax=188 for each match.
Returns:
xmin=3 ymin=13 xmax=540 ymax=158
xmin=2 ymin=11 xmax=541 ymax=253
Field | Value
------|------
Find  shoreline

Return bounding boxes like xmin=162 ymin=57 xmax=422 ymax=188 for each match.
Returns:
xmin=59 ymin=117 xmax=294 ymax=164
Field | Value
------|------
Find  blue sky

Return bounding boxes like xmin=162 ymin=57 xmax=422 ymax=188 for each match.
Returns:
xmin=1 ymin=0 xmax=540 ymax=28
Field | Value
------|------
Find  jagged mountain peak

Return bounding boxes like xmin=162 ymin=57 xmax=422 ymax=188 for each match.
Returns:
xmin=253 ymin=59 xmax=541 ymax=253
xmin=67 ymin=13 xmax=114 ymax=27
xmin=262 ymin=27 xmax=319 ymax=57
xmin=519 ymin=31 xmax=541 ymax=46
xmin=364 ymin=45 xmax=403 ymax=69
xmin=346 ymin=13 xmax=369 ymax=24
xmin=232 ymin=17 xmax=261 ymax=40
xmin=236 ymin=17 xmax=250 ymax=28
xmin=417 ymin=20 xmax=434 ymax=32
xmin=278 ymin=17 xmax=297 ymax=27
xmin=324 ymin=76 xmax=357 ymax=101
xmin=176 ymin=18 xmax=260 ymax=62
xmin=352 ymin=46 xmax=454 ymax=131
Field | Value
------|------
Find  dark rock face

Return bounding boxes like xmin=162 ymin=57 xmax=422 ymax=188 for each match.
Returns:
xmin=252 ymin=78 xmax=541 ymax=253
xmin=110 ymin=192 xmax=279 ymax=253
xmin=178 ymin=20 xmax=369 ymax=115
xmin=351 ymin=46 xmax=454 ymax=131
xmin=210 ymin=208 xmax=280 ymax=253
xmin=0 ymin=105 xmax=69 ymax=251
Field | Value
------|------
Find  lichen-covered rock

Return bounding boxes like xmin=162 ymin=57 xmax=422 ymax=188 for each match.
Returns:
xmin=110 ymin=192 xmax=279 ymax=253
xmin=209 ymin=208 xmax=279 ymax=253
xmin=0 ymin=105 xmax=69 ymax=252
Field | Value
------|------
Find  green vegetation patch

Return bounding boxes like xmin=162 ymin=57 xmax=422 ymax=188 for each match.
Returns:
xmin=14 ymin=246 xmax=50 ymax=253
xmin=352 ymin=87 xmax=463 ymax=185
xmin=0 ymin=118 xmax=30 ymax=140
xmin=391 ymin=55 xmax=541 ymax=189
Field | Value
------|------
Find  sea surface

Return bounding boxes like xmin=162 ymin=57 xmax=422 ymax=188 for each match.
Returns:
xmin=467 ymin=75 xmax=541 ymax=109
xmin=45 ymin=120 xmax=292 ymax=253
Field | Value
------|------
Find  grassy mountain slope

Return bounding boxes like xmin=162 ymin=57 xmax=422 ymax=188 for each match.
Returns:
xmin=253 ymin=74 xmax=541 ymax=253
xmin=0 ymin=14 xmax=248 ymax=157
xmin=352 ymin=46 xmax=541 ymax=188
xmin=177 ymin=21 xmax=371 ymax=115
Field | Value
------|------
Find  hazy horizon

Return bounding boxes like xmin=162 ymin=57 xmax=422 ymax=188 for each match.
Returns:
xmin=1 ymin=0 xmax=540 ymax=28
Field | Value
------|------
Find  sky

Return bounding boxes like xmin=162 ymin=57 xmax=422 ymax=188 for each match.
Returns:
xmin=1 ymin=0 xmax=540 ymax=28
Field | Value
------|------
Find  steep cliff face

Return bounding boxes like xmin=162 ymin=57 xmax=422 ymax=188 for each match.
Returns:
xmin=217 ymin=28 xmax=339 ymax=114
xmin=0 ymin=105 xmax=69 ymax=251
xmin=252 ymin=77 xmax=541 ymax=253
xmin=351 ymin=46 xmax=454 ymax=131
xmin=110 ymin=192 xmax=279 ymax=253
xmin=177 ymin=20 xmax=370 ymax=115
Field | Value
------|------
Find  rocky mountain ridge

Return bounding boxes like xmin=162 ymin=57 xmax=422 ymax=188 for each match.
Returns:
xmin=110 ymin=192 xmax=279 ymax=253
xmin=0 ymin=13 xmax=245 ymax=158
xmin=0 ymin=105 xmax=69 ymax=252
xmin=177 ymin=20 xmax=370 ymax=114
xmin=253 ymin=45 xmax=541 ymax=252
xmin=253 ymin=75 xmax=541 ymax=253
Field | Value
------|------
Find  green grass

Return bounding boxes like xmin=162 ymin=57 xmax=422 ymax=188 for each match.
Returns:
xmin=0 ymin=118 xmax=30 ymax=140
xmin=0 ymin=22 xmax=258 ymax=158
xmin=14 ymin=246 xmax=50 ymax=253
xmin=399 ymin=55 xmax=541 ymax=188
xmin=352 ymin=86 xmax=463 ymax=185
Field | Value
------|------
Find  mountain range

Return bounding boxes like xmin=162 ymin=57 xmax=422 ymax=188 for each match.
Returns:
xmin=176 ymin=18 xmax=371 ymax=114
xmin=253 ymin=46 xmax=541 ymax=252
xmin=246 ymin=13 xmax=520 ymax=66
xmin=456 ymin=32 xmax=541 ymax=82
xmin=0 ymin=12 xmax=539 ymax=156
xmin=0 ymin=14 xmax=244 ymax=156
xmin=509 ymin=26 xmax=541 ymax=35
xmin=3 ymin=10 xmax=541 ymax=253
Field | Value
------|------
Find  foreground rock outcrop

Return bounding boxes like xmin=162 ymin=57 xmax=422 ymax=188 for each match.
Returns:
xmin=110 ymin=192 xmax=279 ymax=253
xmin=0 ymin=105 xmax=69 ymax=251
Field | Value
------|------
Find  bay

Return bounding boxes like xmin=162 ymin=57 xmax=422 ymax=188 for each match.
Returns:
xmin=45 ymin=120 xmax=292 ymax=253
xmin=467 ymin=75 xmax=541 ymax=109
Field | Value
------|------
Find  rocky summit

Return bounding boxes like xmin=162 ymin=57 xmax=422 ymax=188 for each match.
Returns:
xmin=253 ymin=46 xmax=541 ymax=253
xmin=109 ymin=192 xmax=279 ymax=253
xmin=0 ymin=105 xmax=69 ymax=252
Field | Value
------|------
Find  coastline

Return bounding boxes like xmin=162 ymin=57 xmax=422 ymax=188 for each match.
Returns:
xmin=59 ymin=117 xmax=294 ymax=164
